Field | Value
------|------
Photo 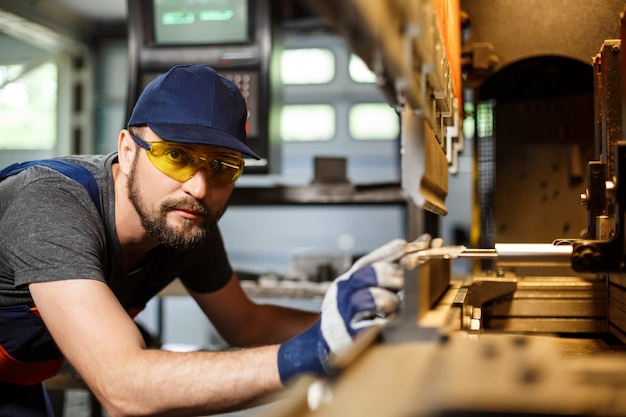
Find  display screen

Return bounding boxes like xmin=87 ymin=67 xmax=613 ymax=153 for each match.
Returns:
xmin=152 ymin=0 xmax=249 ymax=45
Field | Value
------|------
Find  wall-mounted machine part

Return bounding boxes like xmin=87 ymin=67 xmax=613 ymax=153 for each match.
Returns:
xmin=571 ymin=38 xmax=626 ymax=275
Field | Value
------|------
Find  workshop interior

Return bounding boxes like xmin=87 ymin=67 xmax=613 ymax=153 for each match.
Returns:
xmin=3 ymin=0 xmax=626 ymax=415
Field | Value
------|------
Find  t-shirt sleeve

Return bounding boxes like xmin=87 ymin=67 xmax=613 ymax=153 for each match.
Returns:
xmin=0 ymin=176 xmax=106 ymax=288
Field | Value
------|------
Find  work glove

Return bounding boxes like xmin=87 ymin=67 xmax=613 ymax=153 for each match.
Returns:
xmin=277 ymin=238 xmax=409 ymax=383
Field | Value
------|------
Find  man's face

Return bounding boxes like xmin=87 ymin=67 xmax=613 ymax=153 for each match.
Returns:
xmin=126 ymin=139 xmax=233 ymax=250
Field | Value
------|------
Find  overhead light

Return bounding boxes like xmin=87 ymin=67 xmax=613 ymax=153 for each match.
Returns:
xmin=0 ymin=9 xmax=85 ymax=56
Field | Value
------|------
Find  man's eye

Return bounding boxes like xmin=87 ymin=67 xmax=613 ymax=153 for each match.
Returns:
xmin=165 ymin=148 xmax=189 ymax=163
xmin=210 ymin=160 xmax=226 ymax=171
xmin=210 ymin=159 xmax=238 ymax=171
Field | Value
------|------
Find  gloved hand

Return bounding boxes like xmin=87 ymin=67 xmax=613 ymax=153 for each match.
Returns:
xmin=277 ymin=238 xmax=408 ymax=383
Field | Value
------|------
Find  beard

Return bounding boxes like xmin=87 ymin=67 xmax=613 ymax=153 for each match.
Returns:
xmin=127 ymin=155 xmax=227 ymax=250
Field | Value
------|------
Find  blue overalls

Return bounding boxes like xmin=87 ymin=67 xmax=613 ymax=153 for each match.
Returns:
xmin=0 ymin=159 xmax=100 ymax=417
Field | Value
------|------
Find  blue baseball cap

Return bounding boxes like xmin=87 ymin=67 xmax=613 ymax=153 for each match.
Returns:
xmin=128 ymin=64 xmax=260 ymax=159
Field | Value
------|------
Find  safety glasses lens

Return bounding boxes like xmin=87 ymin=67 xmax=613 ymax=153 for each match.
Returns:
xmin=145 ymin=142 xmax=244 ymax=184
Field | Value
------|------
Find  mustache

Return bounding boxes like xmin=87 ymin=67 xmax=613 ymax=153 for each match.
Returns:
xmin=161 ymin=197 xmax=210 ymax=215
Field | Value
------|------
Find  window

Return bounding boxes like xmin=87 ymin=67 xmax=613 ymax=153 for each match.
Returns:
xmin=280 ymin=48 xmax=335 ymax=85
xmin=349 ymin=54 xmax=376 ymax=83
xmin=463 ymin=101 xmax=476 ymax=140
xmin=477 ymin=101 xmax=494 ymax=139
xmin=349 ymin=103 xmax=399 ymax=140
xmin=280 ymin=104 xmax=335 ymax=141
xmin=272 ymin=34 xmax=400 ymax=184
xmin=0 ymin=62 xmax=57 ymax=149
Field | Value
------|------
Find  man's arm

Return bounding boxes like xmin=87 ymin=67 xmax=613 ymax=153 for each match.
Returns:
xmin=30 ymin=279 xmax=283 ymax=417
xmin=189 ymin=274 xmax=319 ymax=347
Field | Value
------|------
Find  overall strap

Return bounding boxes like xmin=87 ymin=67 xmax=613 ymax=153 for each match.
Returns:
xmin=0 ymin=159 xmax=101 ymax=214
xmin=0 ymin=161 xmax=102 ymax=387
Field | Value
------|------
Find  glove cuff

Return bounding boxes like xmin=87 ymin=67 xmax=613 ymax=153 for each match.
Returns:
xmin=277 ymin=321 xmax=334 ymax=384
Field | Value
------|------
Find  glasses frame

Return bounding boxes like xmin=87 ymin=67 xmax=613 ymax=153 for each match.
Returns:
xmin=129 ymin=133 xmax=245 ymax=185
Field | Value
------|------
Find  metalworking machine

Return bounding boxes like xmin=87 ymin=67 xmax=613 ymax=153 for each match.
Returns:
xmin=266 ymin=1 xmax=626 ymax=415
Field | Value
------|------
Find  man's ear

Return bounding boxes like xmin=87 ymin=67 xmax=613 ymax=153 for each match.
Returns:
xmin=117 ymin=129 xmax=136 ymax=176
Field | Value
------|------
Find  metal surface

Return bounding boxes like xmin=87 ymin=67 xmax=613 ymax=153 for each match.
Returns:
xmin=475 ymin=275 xmax=608 ymax=334
xmin=402 ymin=106 xmax=450 ymax=215
xmin=400 ymin=243 xmax=573 ymax=268
xmin=494 ymin=243 xmax=573 ymax=267
xmin=464 ymin=2 xmax=621 ymax=245
xmin=461 ymin=0 xmax=625 ymax=71
xmin=272 ymin=334 xmax=626 ymax=417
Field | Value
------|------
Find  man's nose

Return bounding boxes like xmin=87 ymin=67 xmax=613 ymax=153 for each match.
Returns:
xmin=181 ymin=168 xmax=210 ymax=199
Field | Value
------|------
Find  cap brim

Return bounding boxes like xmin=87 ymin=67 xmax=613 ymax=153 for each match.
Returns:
xmin=148 ymin=122 xmax=261 ymax=160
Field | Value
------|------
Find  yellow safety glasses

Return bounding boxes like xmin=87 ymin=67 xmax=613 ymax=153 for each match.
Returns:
xmin=131 ymin=134 xmax=245 ymax=185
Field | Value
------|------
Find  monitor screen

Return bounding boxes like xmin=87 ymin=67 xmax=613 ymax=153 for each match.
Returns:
xmin=152 ymin=0 xmax=250 ymax=45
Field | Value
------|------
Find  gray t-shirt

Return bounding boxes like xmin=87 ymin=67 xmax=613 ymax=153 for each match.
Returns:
xmin=0 ymin=153 xmax=233 ymax=311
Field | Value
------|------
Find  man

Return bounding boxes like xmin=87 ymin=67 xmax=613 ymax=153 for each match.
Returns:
xmin=0 ymin=64 xmax=406 ymax=416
